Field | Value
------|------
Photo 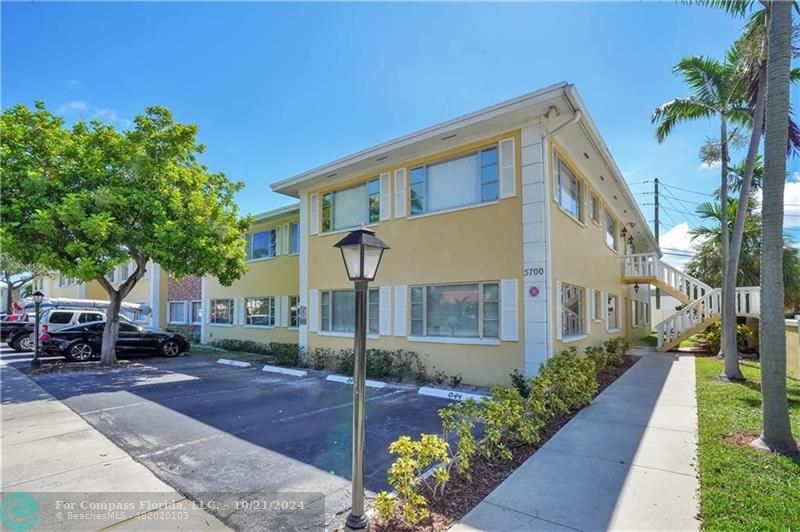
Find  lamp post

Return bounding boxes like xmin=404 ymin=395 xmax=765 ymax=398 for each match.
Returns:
xmin=334 ymin=228 xmax=389 ymax=531
xmin=30 ymin=290 xmax=45 ymax=370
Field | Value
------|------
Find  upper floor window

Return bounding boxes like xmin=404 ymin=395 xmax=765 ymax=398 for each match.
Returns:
xmin=590 ymin=193 xmax=601 ymax=224
xmin=556 ymin=155 xmax=582 ymax=222
xmin=410 ymin=147 xmax=498 ymax=216
xmin=248 ymin=229 xmax=277 ymax=260
xmin=289 ymin=223 xmax=300 ymax=254
xmin=322 ymin=178 xmax=380 ymax=233
xmin=605 ymin=212 xmax=618 ymax=251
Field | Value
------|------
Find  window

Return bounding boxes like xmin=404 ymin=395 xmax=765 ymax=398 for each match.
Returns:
xmin=289 ymin=223 xmax=300 ymax=254
xmin=409 ymin=282 xmax=499 ymax=339
xmin=121 ymin=303 xmax=148 ymax=323
xmin=410 ymin=146 xmax=498 ymax=216
xmin=245 ymin=297 xmax=275 ymax=326
xmin=78 ymin=312 xmax=102 ymax=324
xmin=607 ymin=294 xmax=619 ymax=331
xmin=605 ymin=212 xmax=618 ymax=251
xmin=119 ymin=323 xmax=139 ymax=333
xmin=49 ymin=311 xmax=73 ymax=324
xmin=321 ymin=178 xmax=380 ymax=233
xmin=190 ymin=301 xmax=202 ymax=324
xmin=556 ymin=155 xmax=582 ymax=221
xmin=117 ymin=262 xmax=129 ymax=282
xmin=289 ymin=296 xmax=299 ymax=328
xmin=248 ymin=229 xmax=277 ymax=260
xmin=210 ymin=299 xmax=234 ymax=325
xmin=591 ymin=290 xmax=603 ymax=321
xmin=590 ymin=193 xmax=601 ymax=224
xmin=560 ymin=283 xmax=584 ymax=338
xmin=168 ymin=301 xmax=187 ymax=324
xmin=320 ymin=289 xmax=379 ymax=335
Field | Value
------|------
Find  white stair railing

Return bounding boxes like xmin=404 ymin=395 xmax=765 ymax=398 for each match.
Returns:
xmin=655 ymin=287 xmax=761 ymax=349
xmin=622 ymin=252 xmax=713 ymax=302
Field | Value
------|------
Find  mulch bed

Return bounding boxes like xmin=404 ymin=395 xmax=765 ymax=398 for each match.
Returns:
xmin=722 ymin=430 xmax=760 ymax=449
xmin=371 ymin=355 xmax=640 ymax=531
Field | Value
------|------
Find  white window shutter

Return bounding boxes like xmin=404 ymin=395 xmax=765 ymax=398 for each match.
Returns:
xmin=379 ymin=172 xmax=391 ymax=221
xmin=500 ymin=279 xmax=518 ymax=341
xmin=282 ymin=223 xmax=290 ymax=254
xmin=275 ymin=226 xmax=283 ymax=255
xmin=310 ymin=194 xmax=320 ymax=235
xmin=499 ymin=138 xmax=516 ymax=199
xmin=379 ymin=285 xmax=392 ymax=336
xmin=394 ymin=285 xmax=407 ymax=336
xmin=309 ymin=289 xmax=319 ymax=332
xmin=274 ymin=297 xmax=282 ymax=327
xmin=394 ymin=169 xmax=407 ymax=218
xmin=281 ymin=296 xmax=289 ymax=327
xmin=205 ymin=300 xmax=211 ymax=324
xmin=585 ymin=289 xmax=592 ymax=335
xmin=555 ymin=281 xmax=563 ymax=340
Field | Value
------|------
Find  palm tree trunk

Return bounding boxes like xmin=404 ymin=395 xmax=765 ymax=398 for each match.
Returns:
xmin=719 ymin=117 xmax=741 ymax=379
xmin=725 ymin=64 xmax=768 ymax=381
xmin=755 ymin=0 xmax=797 ymax=455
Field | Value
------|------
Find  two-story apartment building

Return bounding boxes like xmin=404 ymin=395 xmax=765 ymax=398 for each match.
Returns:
xmin=202 ymin=204 xmax=301 ymax=345
xmin=270 ymin=82 xmax=656 ymax=385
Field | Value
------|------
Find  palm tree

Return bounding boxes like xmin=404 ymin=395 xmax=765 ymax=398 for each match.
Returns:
xmin=652 ymin=51 xmax=749 ymax=379
xmin=756 ymin=0 xmax=797 ymax=455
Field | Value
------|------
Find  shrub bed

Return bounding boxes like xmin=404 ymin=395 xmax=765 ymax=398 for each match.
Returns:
xmin=208 ymin=339 xmax=301 ymax=366
xmin=373 ymin=337 xmax=635 ymax=530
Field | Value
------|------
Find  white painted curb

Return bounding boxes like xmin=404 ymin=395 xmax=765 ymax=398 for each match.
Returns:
xmin=326 ymin=374 xmax=387 ymax=389
xmin=217 ymin=358 xmax=251 ymax=368
xmin=262 ymin=365 xmax=307 ymax=377
xmin=418 ymin=386 xmax=487 ymax=402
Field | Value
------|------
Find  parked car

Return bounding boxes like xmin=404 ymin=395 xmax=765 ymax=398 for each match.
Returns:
xmin=42 ymin=321 xmax=189 ymax=362
xmin=4 ymin=310 xmax=134 ymax=352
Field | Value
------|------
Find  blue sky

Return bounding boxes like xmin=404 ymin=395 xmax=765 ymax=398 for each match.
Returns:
xmin=3 ymin=2 xmax=798 ymax=262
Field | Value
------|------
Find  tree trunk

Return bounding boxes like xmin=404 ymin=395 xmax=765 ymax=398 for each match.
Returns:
xmin=725 ymin=64 xmax=768 ymax=380
xmin=755 ymin=0 xmax=797 ymax=455
xmin=719 ymin=117 xmax=742 ymax=379
xmin=100 ymin=291 xmax=122 ymax=366
xmin=5 ymin=278 xmax=13 ymax=314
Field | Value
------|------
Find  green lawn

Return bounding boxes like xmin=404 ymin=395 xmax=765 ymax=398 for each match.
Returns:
xmin=695 ymin=357 xmax=800 ymax=530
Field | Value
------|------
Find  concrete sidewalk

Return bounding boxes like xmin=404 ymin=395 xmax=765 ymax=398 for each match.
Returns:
xmin=0 ymin=363 xmax=229 ymax=531
xmin=455 ymin=351 xmax=700 ymax=531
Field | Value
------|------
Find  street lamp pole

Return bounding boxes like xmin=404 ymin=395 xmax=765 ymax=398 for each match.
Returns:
xmin=30 ymin=290 xmax=45 ymax=370
xmin=334 ymin=228 xmax=389 ymax=531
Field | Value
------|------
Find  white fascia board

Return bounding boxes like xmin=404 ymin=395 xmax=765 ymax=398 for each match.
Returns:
xmin=564 ymin=86 xmax=660 ymax=256
xmin=270 ymin=82 xmax=571 ymax=197
xmin=251 ymin=202 xmax=300 ymax=222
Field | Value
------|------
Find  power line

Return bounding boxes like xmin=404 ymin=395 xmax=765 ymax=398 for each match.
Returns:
xmin=660 ymin=182 xmax=714 ymax=198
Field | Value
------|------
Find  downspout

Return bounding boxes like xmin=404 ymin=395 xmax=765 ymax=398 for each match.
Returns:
xmin=539 ymin=108 xmax=581 ymax=365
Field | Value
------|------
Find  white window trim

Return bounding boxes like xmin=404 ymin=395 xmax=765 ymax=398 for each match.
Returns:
xmin=209 ymin=298 xmax=235 ymax=326
xmin=561 ymin=334 xmax=588 ymax=344
xmin=317 ymin=331 xmax=380 ymax=340
xmin=246 ymin=255 xmax=277 ymax=264
xmin=553 ymin=151 xmax=584 ymax=225
xmin=247 ymin=229 xmax=278 ymax=261
xmin=321 ymin=178 xmax=381 ymax=234
xmin=559 ymin=282 xmax=586 ymax=340
xmin=190 ymin=300 xmax=202 ymax=325
xmin=319 ymin=288 xmax=380 ymax=335
xmin=244 ymin=296 xmax=277 ymax=328
xmin=167 ymin=300 xmax=188 ymax=324
xmin=590 ymin=192 xmax=602 ymax=226
xmin=407 ymin=336 xmax=501 ymax=346
xmin=408 ymin=282 xmax=500 ymax=341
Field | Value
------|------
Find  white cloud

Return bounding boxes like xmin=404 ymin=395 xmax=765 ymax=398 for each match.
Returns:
xmin=56 ymin=100 xmax=132 ymax=128
xmin=65 ymin=79 xmax=81 ymax=90
xmin=659 ymin=222 xmax=701 ymax=270
xmin=753 ymin=180 xmax=800 ymax=229
xmin=699 ymin=160 xmax=721 ymax=170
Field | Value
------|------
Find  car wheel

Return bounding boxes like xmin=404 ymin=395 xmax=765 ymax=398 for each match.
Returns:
xmin=66 ymin=342 xmax=94 ymax=362
xmin=161 ymin=340 xmax=181 ymax=358
xmin=17 ymin=334 xmax=34 ymax=352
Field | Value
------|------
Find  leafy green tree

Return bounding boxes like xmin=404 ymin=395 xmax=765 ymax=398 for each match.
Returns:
xmin=0 ymin=254 xmax=48 ymax=313
xmin=1 ymin=102 xmax=251 ymax=365
xmin=652 ymin=50 xmax=750 ymax=379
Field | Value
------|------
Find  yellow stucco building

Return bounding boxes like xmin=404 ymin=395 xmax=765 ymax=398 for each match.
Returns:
xmin=267 ymin=83 xmax=656 ymax=385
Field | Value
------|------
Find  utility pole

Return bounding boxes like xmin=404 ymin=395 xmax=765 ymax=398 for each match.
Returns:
xmin=654 ymin=178 xmax=661 ymax=310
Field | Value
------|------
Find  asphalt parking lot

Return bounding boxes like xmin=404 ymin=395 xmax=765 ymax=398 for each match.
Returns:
xmin=3 ymin=347 xmax=452 ymax=530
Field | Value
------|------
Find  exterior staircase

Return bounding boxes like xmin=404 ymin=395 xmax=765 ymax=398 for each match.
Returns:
xmin=622 ymin=253 xmax=761 ymax=351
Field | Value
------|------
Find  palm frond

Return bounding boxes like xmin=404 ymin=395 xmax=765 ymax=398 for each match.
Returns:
xmin=651 ymin=98 xmax=717 ymax=142
xmin=686 ymin=0 xmax=753 ymax=17
xmin=674 ymin=56 xmax=728 ymax=103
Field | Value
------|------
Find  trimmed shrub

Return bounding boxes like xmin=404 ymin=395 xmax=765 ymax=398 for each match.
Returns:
xmin=538 ymin=347 xmax=598 ymax=414
xmin=510 ymin=368 xmax=531 ymax=398
xmin=208 ymin=339 xmax=300 ymax=366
